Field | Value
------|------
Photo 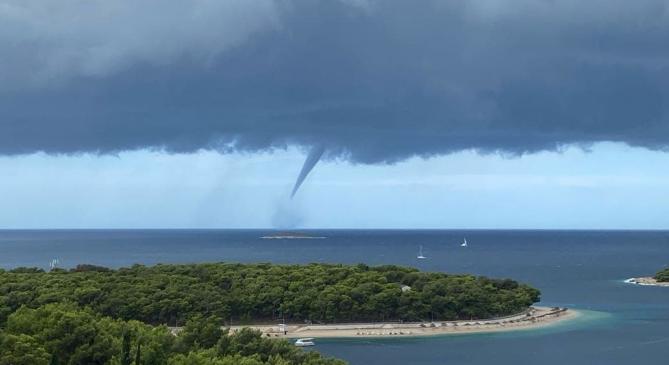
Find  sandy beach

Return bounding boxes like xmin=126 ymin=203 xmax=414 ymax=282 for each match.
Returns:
xmin=225 ymin=306 xmax=577 ymax=339
xmin=624 ymin=277 xmax=669 ymax=287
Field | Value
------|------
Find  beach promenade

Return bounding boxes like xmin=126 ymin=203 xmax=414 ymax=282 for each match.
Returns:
xmin=210 ymin=306 xmax=576 ymax=339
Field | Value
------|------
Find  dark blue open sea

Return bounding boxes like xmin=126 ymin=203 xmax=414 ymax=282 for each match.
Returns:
xmin=1 ymin=230 xmax=668 ymax=364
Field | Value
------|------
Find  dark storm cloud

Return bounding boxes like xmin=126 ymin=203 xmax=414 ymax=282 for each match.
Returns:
xmin=1 ymin=0 xmax=669 ymax=162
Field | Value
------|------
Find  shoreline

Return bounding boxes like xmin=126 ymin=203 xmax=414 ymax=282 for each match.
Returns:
xmin=224 ymin=306 xmax=577 ymax=339
xmin=624 ymin=277 xmax=669 ymax=287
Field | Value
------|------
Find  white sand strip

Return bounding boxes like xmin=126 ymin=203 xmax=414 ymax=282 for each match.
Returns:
xmin=225 ymin=306 xmax=578 ymax=339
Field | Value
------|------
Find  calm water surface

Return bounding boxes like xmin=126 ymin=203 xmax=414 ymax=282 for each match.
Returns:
xmin=1 ymin=230 xmax=668 ymax=364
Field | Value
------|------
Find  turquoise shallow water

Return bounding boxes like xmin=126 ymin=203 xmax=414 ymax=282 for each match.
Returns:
xmin=1 ymin=229 xmax=668 ymax=364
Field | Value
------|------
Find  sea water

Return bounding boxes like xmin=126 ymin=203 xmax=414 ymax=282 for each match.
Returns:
xmin=1 ymin=229 xmax=668 ymax=364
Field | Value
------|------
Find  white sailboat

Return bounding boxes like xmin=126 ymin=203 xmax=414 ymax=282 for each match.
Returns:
xmin=460 ymin=238 xmax=468 ymax=247
xmin=417 ymin=245 xmax=427 ymax=259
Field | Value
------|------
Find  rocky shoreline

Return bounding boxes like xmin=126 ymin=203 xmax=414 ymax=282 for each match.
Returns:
xmin=624 ymin=277 xmax=669 ymax=287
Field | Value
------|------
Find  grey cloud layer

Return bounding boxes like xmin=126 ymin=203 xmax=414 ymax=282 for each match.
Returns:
xmin=1 ymin=0 xmax=668 ymax=162
xmin=0 ymin=0 xmax=278 ymax=87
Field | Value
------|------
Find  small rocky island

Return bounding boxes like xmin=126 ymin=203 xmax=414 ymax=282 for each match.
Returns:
xmin=260 ymin=231 xmax=326 ymax=239
xmin=625 ymin=267 xmax=669 ymax=287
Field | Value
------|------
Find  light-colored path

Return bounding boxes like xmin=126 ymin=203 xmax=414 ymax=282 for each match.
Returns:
xmin=211 ymin=306 xmax=577 ymax=339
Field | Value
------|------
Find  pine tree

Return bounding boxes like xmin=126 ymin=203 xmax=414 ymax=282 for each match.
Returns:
xmin=49 ymin=353 xmax=59 ymax=365
xmin=134 ymin=342 xmax=141 ymax=365
xmin=121 ymin=329 xmax=132 ymax=365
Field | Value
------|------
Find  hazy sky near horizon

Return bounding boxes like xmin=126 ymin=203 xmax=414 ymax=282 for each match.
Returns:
xmin=2 ymin=1 xmax=669 ymax=228
xmin=1 ymin=142 xmax=668 ymax=229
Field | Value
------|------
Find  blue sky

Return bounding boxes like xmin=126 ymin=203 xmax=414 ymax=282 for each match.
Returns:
xmin=1 ymin=142 xmax=667 ymax=229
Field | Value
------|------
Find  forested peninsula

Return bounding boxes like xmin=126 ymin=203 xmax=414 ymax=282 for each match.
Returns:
xmin=0 ymin=263 xmax=540 ymax=364
xmin=1 ymin=263 xmax=539 ymax=325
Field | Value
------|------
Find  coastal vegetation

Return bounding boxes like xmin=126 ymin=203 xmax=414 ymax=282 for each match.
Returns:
xmin=0 ymin=262 xmax=539 ymax=364
xmin=654 ymin=267 xmax=669 ymax=282
xmin=0 ymin=263 xmax=539 ymax=326
xmin=0 ymin=303 xmax=344 ymax=365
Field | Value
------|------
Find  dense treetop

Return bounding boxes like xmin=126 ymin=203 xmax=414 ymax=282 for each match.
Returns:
xmin=0 ymin=262 xmax=540 ymax=364
xmin=0 ymin=262 xmax=539 ymax=326
xmin=654 ymin=267 xmax=669 ymax=282
xmin=0 ymin=303 xmax=344 ymax=365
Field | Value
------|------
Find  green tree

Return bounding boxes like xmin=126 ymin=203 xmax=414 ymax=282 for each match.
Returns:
xmin=6 ymin=304 xmax=116 ymax=365
xmin=176 ymin=315 xmax=224 ymax=352
xmin=121 ymin=328 xmax=132 ymax=365
xmin=655 ymin=267 xmax=669 ymax=282
xmin=135 ymin=341 xmax=141 ymax=365
xmin=0 ymin=332 xmax=50 ymax=365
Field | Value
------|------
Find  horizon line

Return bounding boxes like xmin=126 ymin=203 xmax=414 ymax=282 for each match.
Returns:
xmin=1 ymin=227 xmax=668 ymax=232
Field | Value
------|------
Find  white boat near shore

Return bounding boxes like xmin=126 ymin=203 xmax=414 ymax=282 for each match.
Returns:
xmin=295 ymin=338 xmax=315 ymax=347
